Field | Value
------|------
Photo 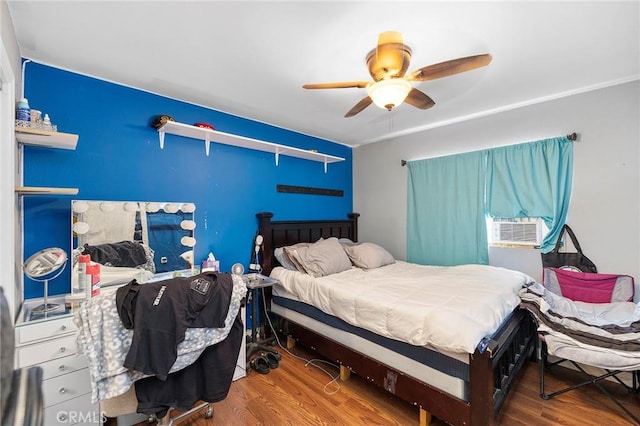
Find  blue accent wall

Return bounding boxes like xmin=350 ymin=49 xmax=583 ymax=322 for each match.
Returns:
xmin=22 ymin=62 xmax=352 ymax=299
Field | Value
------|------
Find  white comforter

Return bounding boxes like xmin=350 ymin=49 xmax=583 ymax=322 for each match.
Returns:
xmin=271 ymin=261 xmax=534 ymax=354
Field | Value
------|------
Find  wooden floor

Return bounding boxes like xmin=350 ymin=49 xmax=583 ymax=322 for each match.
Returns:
xmin=144 ymin=344 xmax=640 ymax=426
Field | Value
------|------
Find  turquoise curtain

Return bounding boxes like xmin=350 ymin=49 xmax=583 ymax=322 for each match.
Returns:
xmin=486 ymin=136 xmax=573 ymax=253
xmin=407 ymin=150 xmax=488 ymax=265
xmin=407 ymin=136 xmax=573 ymax=264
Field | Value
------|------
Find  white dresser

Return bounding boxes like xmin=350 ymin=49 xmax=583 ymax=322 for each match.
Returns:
xmin=15 ymin=300 xmax=100 ymax=426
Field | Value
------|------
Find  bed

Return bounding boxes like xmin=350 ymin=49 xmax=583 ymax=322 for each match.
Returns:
xmin=257 ymin=212 xmax=537 ymax=426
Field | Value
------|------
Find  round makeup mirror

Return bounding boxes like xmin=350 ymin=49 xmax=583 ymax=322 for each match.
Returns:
xmin=231 ymin=263 xmax=244 ymax=276
xmin=24 ymin=247 xmax=68 ymax=315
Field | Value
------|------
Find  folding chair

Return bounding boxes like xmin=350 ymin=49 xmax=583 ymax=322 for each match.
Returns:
xmin=536 ymin=268 xmax=640 ymax=424
xmin=539 ymin=336 xmax=639 ymax=424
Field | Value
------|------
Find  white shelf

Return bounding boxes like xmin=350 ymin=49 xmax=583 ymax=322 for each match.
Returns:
xmin=15 ymin=127 xmax=78 ymax=150
xmin=15 ymin=186 xmax=79 ymax=196
xmin=157 ymin=121 xmax=345 ymax=173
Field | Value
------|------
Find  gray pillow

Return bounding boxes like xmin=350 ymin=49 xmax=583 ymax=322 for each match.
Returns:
xmin=274 ymin=247 xmax=300 ymax=271
xmin=281 ymin=238 xmax=326 ymax=273
xmin=282 ymin=242 xmax=315 ymax=273
xmin=343 ymin=242 xmax=395 ymax=269
xmin=293 ymin=237 xmax=352 ymax=277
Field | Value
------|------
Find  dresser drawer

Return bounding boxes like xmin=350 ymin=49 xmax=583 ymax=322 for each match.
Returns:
xmin=42 ymin=368 xmax=92 ymax=408
xmin=43 ymin=392 xmax=101 ymax=425
xmin=39 ymin=353 xmax=88 ymax=381
xmin=16 ymin=334 xmax=78 ymax=368
xmin=16 ymin=316 xmax=77 ymax=345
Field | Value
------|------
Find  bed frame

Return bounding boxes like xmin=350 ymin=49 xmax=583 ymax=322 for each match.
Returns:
xmin=257 ymin=212 xmax=536 ymax=426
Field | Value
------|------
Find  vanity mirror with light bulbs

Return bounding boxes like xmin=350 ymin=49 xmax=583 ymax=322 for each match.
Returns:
xmin=71 ymin=200 xmax=198 ymax=289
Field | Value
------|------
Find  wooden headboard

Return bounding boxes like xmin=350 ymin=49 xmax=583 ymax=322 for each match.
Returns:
xmin=256 ymin=212 xmax=360 ymax=275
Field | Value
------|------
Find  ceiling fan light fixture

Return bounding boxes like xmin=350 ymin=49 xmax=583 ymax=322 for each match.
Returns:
xmin=368 ymin=79 xmax=412 ymax=111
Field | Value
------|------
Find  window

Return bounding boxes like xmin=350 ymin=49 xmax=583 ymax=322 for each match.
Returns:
xmin=487 ymin=217 xmax=547 ymax=248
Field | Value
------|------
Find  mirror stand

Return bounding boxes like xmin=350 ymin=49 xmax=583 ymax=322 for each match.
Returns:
xmin=30 ymin=279 xmax=58 ymax=314
xmin=24 ymin=248 xmax=68 ymax=317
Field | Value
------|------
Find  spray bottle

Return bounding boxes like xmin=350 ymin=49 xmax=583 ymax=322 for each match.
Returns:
xmin=86 ymin=262 xmax=101 ymax=298
xmin=76 ymin=254 xmax=90 ymax=298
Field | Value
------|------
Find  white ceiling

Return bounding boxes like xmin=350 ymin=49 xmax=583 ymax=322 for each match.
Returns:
xmin=7 ymin=1 xmax=640 ymax=147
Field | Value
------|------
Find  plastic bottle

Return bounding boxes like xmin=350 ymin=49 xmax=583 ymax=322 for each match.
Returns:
xmin=84 ymin=260 xmax=94 ymax=301
xmin=76 ymin=254 xmax=90 ymax=297
xmin=42 ymin=113 xmax=52 ymax=131
xmin=16 ymin=98 xmax=30 ymax=122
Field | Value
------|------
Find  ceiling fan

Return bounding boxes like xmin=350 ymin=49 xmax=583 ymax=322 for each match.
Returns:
xmin=302 ymin=31 xmax=492 ymax=118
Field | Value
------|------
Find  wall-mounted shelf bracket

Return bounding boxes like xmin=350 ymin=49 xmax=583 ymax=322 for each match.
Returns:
xmin=159 ymin=131 xmax=165 ymax=150
xmin=274 ymin=147 xmax=281 ymax=166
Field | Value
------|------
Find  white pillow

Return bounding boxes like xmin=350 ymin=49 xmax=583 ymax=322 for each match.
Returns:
xmin=293 ymin=237 xmax=352 ymax=278
xmin=343 ymin=242 xmax=395 ymax=269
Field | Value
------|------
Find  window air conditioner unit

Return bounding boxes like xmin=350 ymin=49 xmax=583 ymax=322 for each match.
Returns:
xmin=491 ymin=220 xmax=541 ymax=246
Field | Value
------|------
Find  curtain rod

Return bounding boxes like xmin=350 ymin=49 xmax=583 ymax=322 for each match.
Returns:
xmin=400 ymin=132 xmax=578 ymax=166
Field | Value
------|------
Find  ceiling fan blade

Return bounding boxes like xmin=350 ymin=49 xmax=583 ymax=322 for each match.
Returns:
xmin=404 ymin=88 xmax=436 ymax=110
xmin=303 ymin=81 xmax=370 ymax=89
xmin=367 ymin=31 xmax=412 ymax=81
xmin=344 ymin=96 xmax=373 ymax=118
xmin=407 ymin=54 xmax=492 ymax=81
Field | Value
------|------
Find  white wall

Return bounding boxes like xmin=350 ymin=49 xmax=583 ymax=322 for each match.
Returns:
xmin=354 ymin=81 xmax=640 ymax=300
xmin=1 ymin=0 xmax=21 ymax=319
xmin=1 ymin=0 xmax=20 ymax=89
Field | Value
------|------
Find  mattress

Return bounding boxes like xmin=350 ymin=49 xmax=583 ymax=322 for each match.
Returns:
xmin=270 ymin=261 xmax=534 ymax=354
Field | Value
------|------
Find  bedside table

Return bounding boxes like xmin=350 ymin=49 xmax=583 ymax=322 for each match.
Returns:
xmin=243 ymin=274 xmax=280 ymax=361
